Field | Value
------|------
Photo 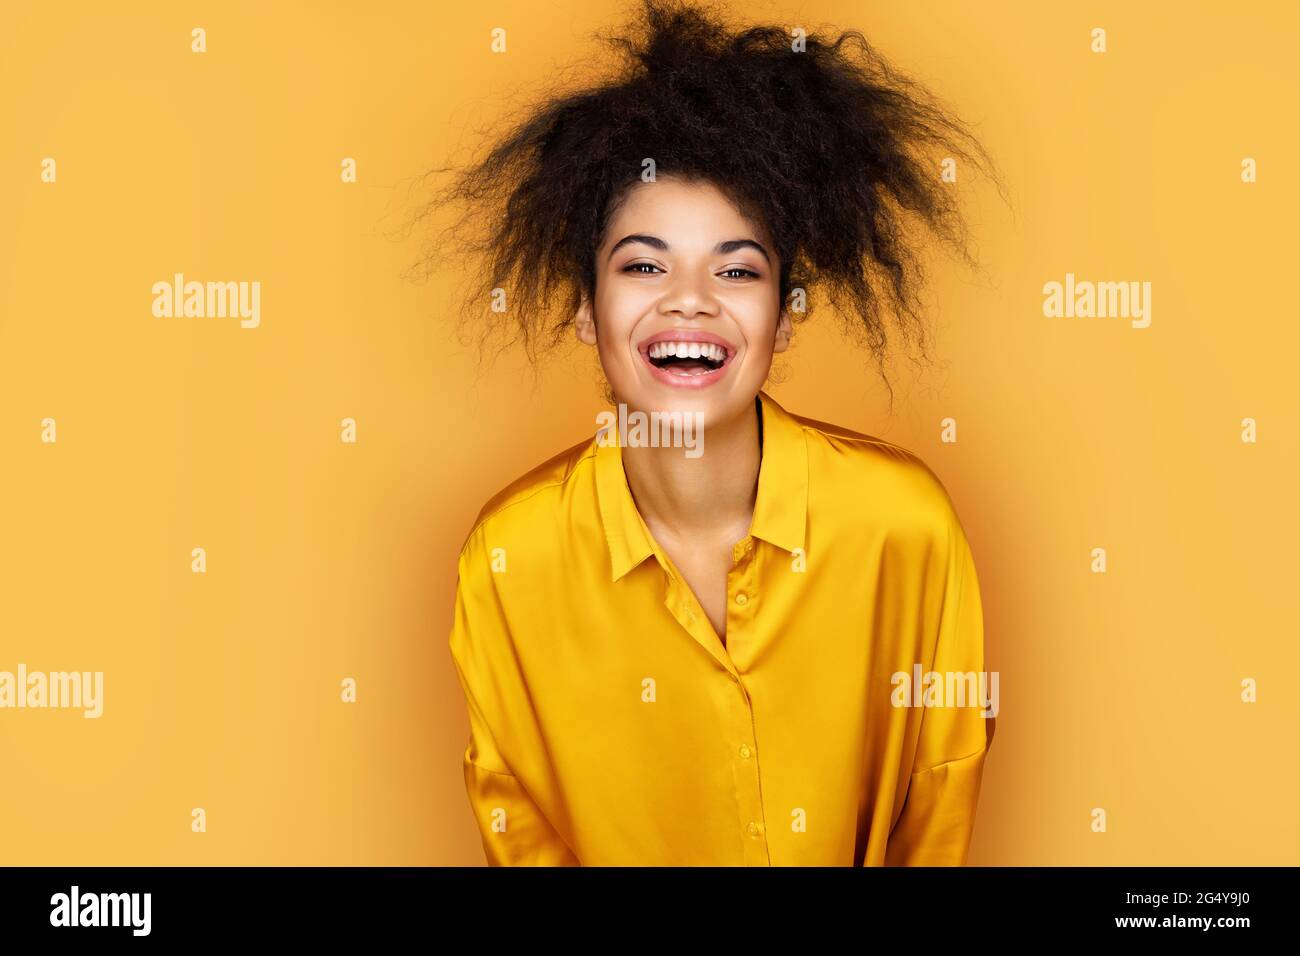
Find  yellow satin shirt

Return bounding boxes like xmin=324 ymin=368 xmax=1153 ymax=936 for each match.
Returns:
xmin=448 ymin=389 xmax=995 ymax=866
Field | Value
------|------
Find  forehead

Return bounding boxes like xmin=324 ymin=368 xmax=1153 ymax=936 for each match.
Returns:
xmin=602 ymin=177 xmax=768 ymax=247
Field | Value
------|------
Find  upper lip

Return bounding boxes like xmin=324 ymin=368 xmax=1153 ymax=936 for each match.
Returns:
xmin=637 ymin=329 xmax=737 ymax=360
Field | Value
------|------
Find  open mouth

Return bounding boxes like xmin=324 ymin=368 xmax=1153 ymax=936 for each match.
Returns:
xmin=644 ymin=340 xmax=729 ymax=376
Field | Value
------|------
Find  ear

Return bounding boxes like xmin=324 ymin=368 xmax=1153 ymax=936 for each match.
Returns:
xmin=772 ymin=306 xmax=792 ymax=354
xmin=574 ymin=295 xmax=598 ymax=347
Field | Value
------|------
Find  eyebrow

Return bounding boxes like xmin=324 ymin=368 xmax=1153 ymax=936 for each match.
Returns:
xmin=607 ymin=234 xmax=771 ymax=265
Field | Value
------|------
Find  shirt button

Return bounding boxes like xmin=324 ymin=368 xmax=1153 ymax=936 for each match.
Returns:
xmin=747 ymin=822 xmax=762 ymax=836
xmin=738 ymin=744 xmax=752 ymax=759
xmin=735 ymin=592 xmax=748 ymax=606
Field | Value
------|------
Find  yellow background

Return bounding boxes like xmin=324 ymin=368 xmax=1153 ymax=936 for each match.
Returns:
xmin=2 ymin=0 xmax=1296 ymax=865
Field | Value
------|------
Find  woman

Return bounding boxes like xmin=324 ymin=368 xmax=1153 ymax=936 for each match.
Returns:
xmin=427 ymin=0 xmax=1002 ymax=865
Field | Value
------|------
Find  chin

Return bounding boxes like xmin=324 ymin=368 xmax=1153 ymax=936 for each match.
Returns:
xmin=619 ymin=381 xmax=756 ymax=427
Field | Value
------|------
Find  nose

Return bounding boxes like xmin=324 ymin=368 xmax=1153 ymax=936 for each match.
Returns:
xmin=658 ymin=266 xmax=720 ymax=320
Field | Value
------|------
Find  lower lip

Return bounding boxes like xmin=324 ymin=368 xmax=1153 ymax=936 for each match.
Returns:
xmin=639 ymin=347 xmax=735 ymax=388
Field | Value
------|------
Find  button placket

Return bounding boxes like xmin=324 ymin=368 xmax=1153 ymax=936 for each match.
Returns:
xmin=728 ymin=539 xmax=769 ymax=863
xmin=727 ymin=669 xmax=769 ymax=864
xmin=724 ymin=537 xmax=761 ymax=674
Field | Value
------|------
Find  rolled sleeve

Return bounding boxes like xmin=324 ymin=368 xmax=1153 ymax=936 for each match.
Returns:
xmin=885 ymin=516 xmax=995 ymax=866
xmin=448 ymin=534 xmax=580 ymax=866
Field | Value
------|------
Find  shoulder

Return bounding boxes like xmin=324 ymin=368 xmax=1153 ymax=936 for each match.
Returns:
xmin=790 ymin=407 xmax=963 ymax=540
xmin=456 ymin=434 xmax=598 ymax=567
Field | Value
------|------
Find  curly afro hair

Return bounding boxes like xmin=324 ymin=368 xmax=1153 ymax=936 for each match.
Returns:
xmin=408 ymin=0 xmax=1003 ymax=403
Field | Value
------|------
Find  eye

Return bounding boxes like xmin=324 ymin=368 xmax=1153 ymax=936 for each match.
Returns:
xmin=622 ymin=262 xmax=663 ymax=274
xmin=719 ymin=267 xmax=760 ymax=280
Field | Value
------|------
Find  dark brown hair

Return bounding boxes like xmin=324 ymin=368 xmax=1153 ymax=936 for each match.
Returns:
xmin=407 ymin=0 xmax=1004 ymax=404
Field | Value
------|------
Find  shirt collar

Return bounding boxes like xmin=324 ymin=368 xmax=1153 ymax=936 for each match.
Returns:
xmin=594 ymin=389 xmax=809 ymax=582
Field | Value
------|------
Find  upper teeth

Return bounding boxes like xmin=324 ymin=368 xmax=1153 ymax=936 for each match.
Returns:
xmin=648 ymin=341 xmax=726 ymax=362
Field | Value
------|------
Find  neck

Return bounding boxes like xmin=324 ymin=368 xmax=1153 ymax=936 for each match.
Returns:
xmin=619 ymin=396 xmax=763 ymax=542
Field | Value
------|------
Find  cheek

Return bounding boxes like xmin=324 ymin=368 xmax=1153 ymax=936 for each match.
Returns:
xmin=598 ymin=336 xmax=630 ymax=371
xmin=592 ymin=317 xmax=638 ymax=377
xmin=738 ymin=309 xmax=783 ymax=358
xmin=594 ymin=293 xmax=645 ymax=354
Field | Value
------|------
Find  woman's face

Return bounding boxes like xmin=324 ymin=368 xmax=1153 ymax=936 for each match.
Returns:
xmin=576 ymin=176 xmax=791 ymax=428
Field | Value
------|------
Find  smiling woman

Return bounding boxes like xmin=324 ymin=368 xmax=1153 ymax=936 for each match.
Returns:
xmin=421 ymin=0 xmax=1004 ymax=867
xmin=576 ymin=176 xmax=789 ymax=414
xmin=411 ymin=0 xmax=1002 ymax=399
